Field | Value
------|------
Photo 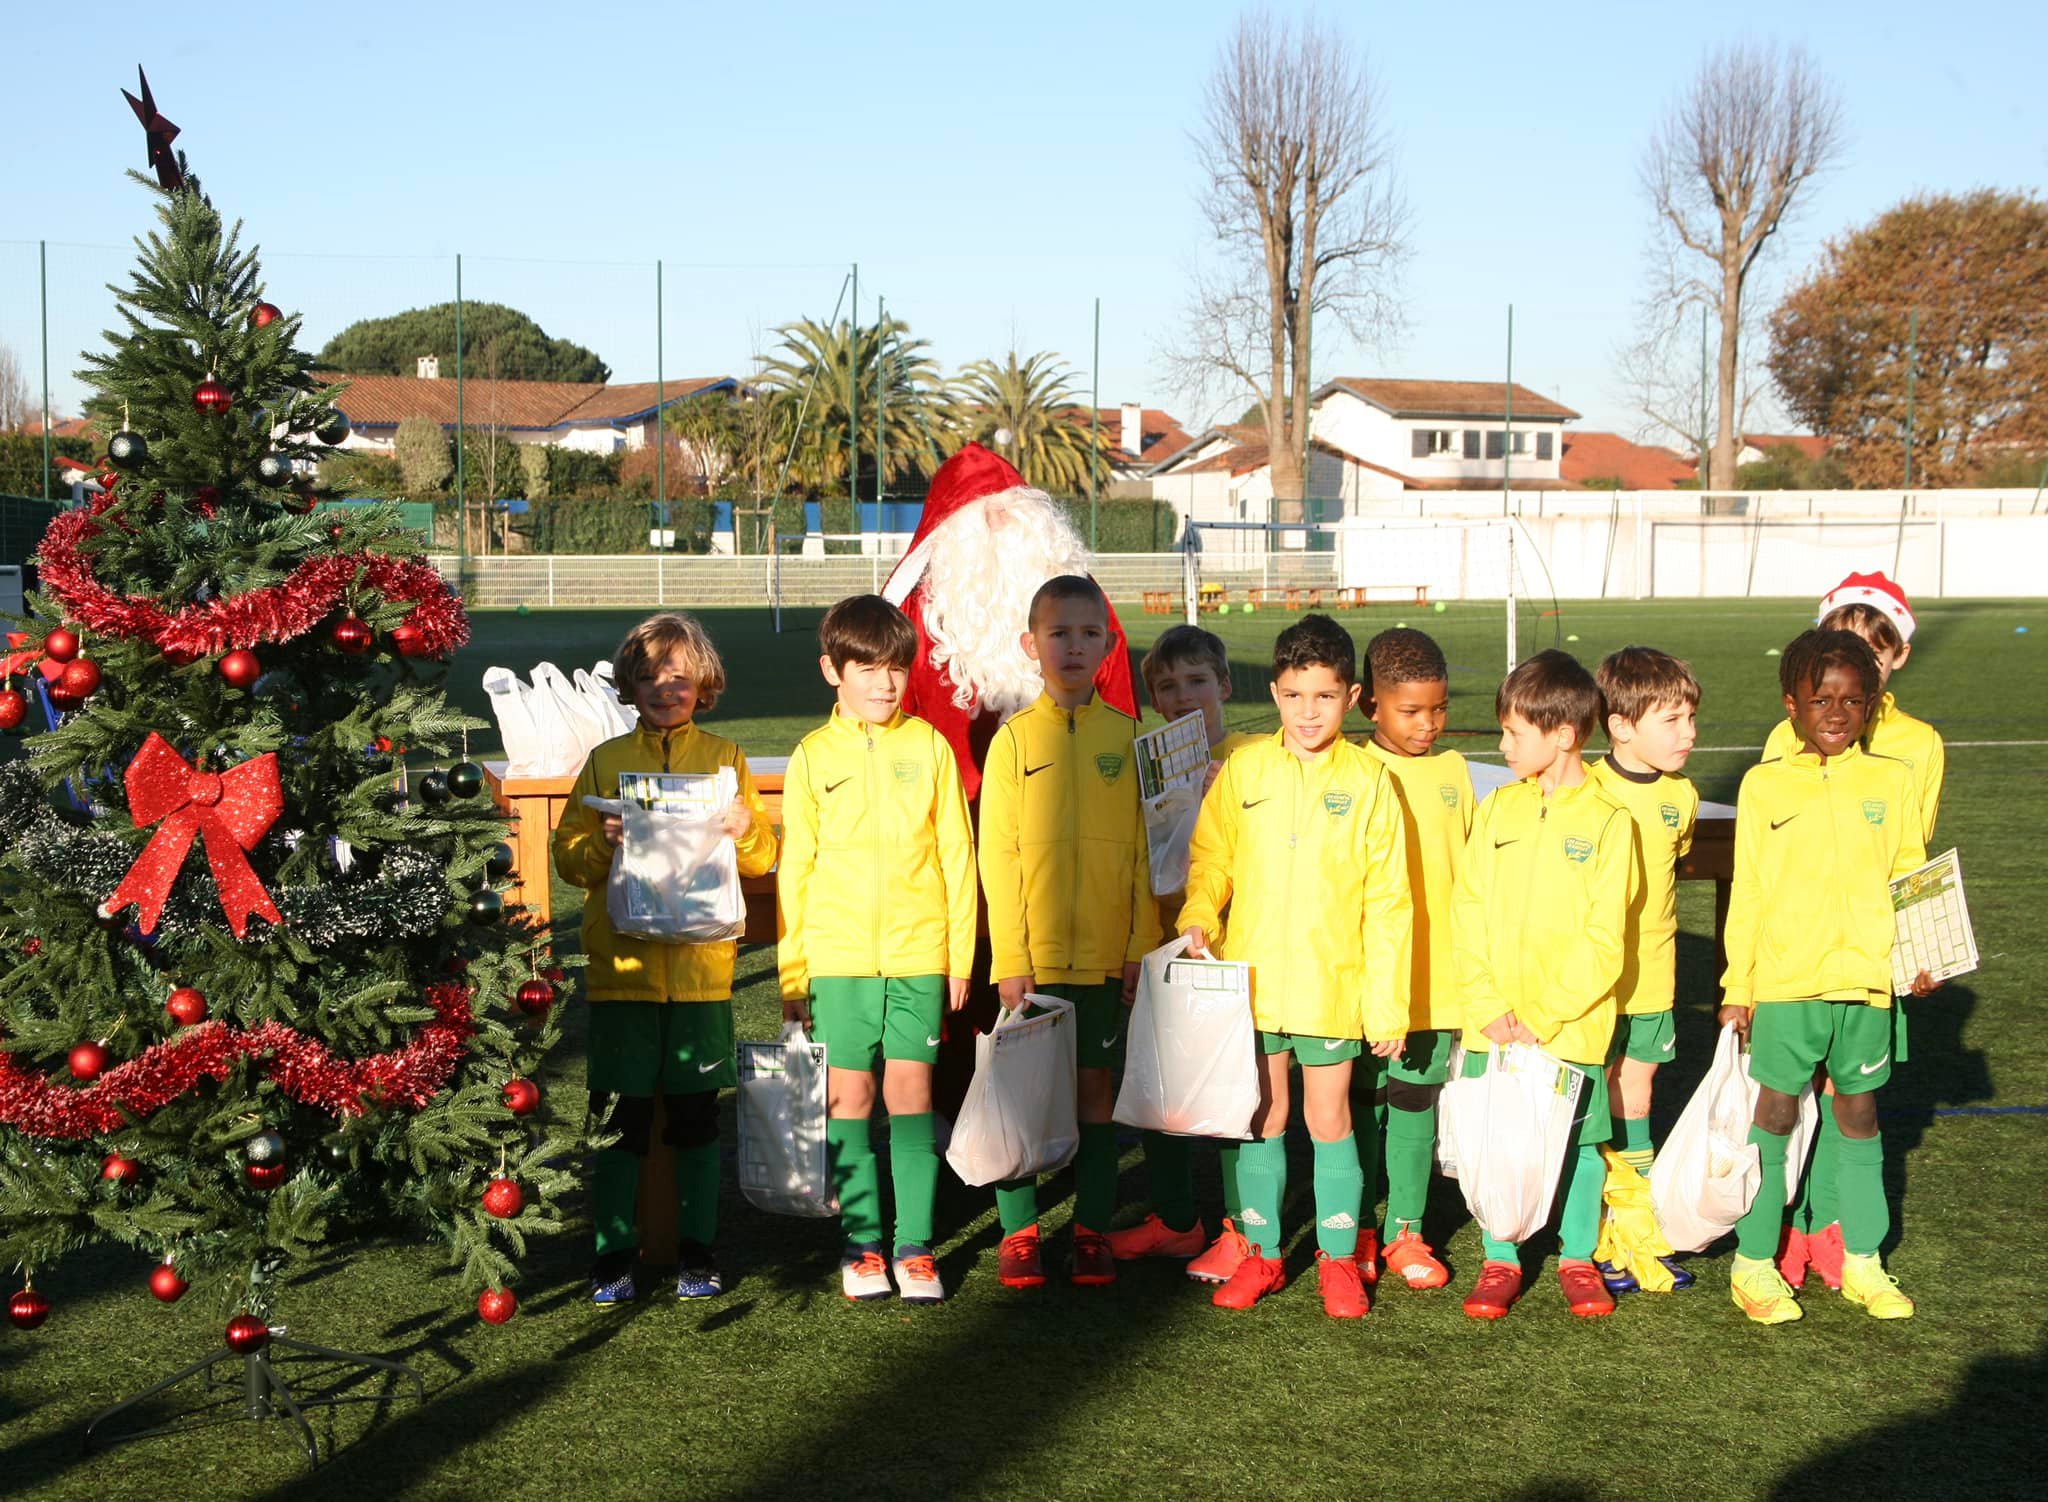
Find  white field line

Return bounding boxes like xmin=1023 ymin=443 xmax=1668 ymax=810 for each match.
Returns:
xmin=1461 ymin=738 xmax=2048 ymax=760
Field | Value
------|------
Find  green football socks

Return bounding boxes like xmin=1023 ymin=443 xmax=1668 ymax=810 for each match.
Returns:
xmin=1835 ymin=1130 xmax=1889 ymax=1256
xmin=1074 ymin=1122 xmax=1120 ymax=1231
xmin=1312 ymin=1133 xmax=1364 ymax=1257
xmin=1557 ymin=1141 xmax=1607 ymax=1260
xmin=888 ymin=1113 xmax=938 ymax=1250
xmin=1218 ymin=1141 xmax=1241 ymax=1225
xmin=827 ymin=1119 xmax=882 ymax=1249
xmin=1614 ymin=1113 xmax=1655 ymax=1179
xmin=1800 ymin=1109 xmax=1844 ymax=1232
xmin=1142 ymin=1130 xmax=1199 ymax=1234
xmin=1734 ymin=1126 xmax=1792 ymax=1260
xmin=1383 ymin=1102 xmax=1437 ymax=1238
xmin=1236 ymin=1136 xmax=1287 ymax=1255
xmin=674 ymin=1139 xmax=722 ymax=1248
xmin=592 ymin=1145 xmax=640 ymax=1258
xmin=994 ymin=1179 xmax=1038 ymax=1235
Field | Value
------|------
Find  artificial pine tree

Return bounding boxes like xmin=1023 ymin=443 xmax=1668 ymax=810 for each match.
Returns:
xmin=0 ymin=105 xmax=572 ymax=1350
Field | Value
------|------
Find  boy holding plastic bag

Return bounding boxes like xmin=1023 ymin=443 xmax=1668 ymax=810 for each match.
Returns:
xmin=1450 ymin=651 xmax=1639 ymax=1321
xmin=1717 ymin=629 xmax=1933 ymax=1326
xmin=1107 ymin=625 xmax=1263 ymax=1270
xmin=553 ymin=613 xmax=778 ymax=1305
xmin=978 ymin=576 xmax=1156 ymax=1290
xmin=1179 ymin=614 xmax=1413 ymax=1319
xmin=778 ymin=596 xmax=977 ymax=1305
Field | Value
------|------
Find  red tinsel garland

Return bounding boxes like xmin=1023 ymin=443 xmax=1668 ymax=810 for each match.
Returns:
xmin=0 ymin=983 xmax=475 ymax=1139
xmin=34 ymin=509 xmax=468 ymax=659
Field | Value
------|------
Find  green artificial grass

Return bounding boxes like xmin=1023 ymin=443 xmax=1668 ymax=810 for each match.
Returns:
xmin=4 ymin=597 xmax=2044 ymax=1500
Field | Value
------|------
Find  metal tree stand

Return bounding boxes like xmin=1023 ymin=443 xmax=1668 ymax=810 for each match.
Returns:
xmin=83 ymin=1331 xmax=425 ymax=1469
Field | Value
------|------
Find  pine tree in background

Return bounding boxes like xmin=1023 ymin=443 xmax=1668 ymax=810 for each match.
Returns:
xmin=0 ymin=139 xmax=572 ymax=1335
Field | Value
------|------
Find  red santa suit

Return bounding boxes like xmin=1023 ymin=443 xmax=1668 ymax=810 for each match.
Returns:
xmin=882 ymin=443 xmax=1136 ymax=799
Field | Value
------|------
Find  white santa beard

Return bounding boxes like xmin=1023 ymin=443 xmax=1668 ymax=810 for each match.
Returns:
xmin=921 ymin=490 xmax=1091 ymax=718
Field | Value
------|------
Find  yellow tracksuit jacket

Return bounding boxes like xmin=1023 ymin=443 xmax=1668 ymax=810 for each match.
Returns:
xmin=980 ymin=693 xmax=1156 ymax=984
xmin=1179 ymin=733 xmax=1412 ymax=1043
xmin=1153 ymin=728 xmax=1264 ymax=938
xmin=1763 ymin=691 xmax=1944 ymax=841
xmin=1360 ymin=739 xmax=1474 ymax=1033
xmin=1588 ymin=758 xmax=1700 ymax=1016
xmin=552 ymin=721 xmax=778 ymax=1003
xmin=1719 ymin=742 xmax=1926 ymax=1011
xmin=776 ymin=708 xmax=977 ymax=1001
xmin=1452 ymin=773 xmax=1639 ymax=1067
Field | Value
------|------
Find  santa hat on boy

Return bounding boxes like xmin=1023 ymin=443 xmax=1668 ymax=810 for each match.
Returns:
xmin=1818 ymin=570 xmax=1916 ymax=642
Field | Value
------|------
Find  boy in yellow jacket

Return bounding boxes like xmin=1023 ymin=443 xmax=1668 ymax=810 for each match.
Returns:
xmin=979 ymin=576 xmax=1156 ymax=1289
xmin=1357 ymin=626 xmax=1473 ymax=1291
xmin=779 ymin=595 xmax=977 ymax=1305
xmin=1110 ymin=624 xmax=1262 ymax=1269
xmin=1452 ymin=650 xmax=1638 ymax=1321
xmin=1719 ymin=629 xmax=1934 ymax=1326
xmin=1180 ymin=614 xmax=1412 ymax=1318
xmin=553 ymin=613 xmax=779 ymax=1305
xmin=1588 ymin=646 xmax=1701 ymax=1295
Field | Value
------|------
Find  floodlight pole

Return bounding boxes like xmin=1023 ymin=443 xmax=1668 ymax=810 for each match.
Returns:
xmin=849 ymin=263 xmax=859 ymax=527
xmin=875 ymin=295 xmax=886 ymax=540
xmin=656 ymin=258 xmax=666 ymax=545
xmin=1090 ymin=297 xmax=1101 ymax=551
xmin=1904 ymin=307 xmax=1918 ymax=489
xmin=39 ymin=241 xmax=50 ymax=502
xmin=1504 ymin=305 xmax=1517 ymax=672
xmin=456 ymin=254 xmax=467 ymax=577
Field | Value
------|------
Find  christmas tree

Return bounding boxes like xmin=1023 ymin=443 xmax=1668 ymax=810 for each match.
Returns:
xmin=0 ymin=95 xmax=571 ymax=1338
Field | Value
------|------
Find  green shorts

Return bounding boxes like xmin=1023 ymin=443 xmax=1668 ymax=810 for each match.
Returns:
xmin=1261 ymin=1030 xmax=1363 ymax=1065
xmin=1387 ymin=1027 xmax=1455 ymax=1086
xmin=1607 ymin=1010 xmax=1678 ymax=1067
xmin=1040 ymin=979 xmax=1125 ymax=1070
xmin=587 ymin=999 xmax=735 ymax=1096
xmin=1749 ymin=1000 xmax=1892 ymax=1096
xmin=1892 ymin=997 xmax=1912 ymax=1066
xmin=1460 ymin=1047 xmax=1610 ymax=1145
xmin=810 ymin=975 xmax=945 ymax=1069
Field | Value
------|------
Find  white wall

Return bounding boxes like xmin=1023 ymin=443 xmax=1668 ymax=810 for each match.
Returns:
xmin=1311 ymin=392 xmax=1565 ymax=482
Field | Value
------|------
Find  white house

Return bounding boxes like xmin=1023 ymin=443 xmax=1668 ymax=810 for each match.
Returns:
xmin=1307 ymin=378 xmax=1579 ymax=497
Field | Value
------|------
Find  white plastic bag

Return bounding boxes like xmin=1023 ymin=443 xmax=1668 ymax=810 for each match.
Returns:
xmin=1650 ymin=1023 xmax=1821 ymax=1253
xmin=1436 ymin=1043 xmax=1587 ymax=1245
xmin=483 ymin=660 xmax=640 ymax=777
xmin=736 ymin=1024 xmax=837 ymax=1218
xmin=1113 ymin=937 xmax=1258 ymax=1139
xmin=945 ymin=994 xmax=1079 ymax=1187
xmin=586 ymin=766 xmax=745 ymax=943
xmin=1143 ymin=785 xmax=1203 ymax=897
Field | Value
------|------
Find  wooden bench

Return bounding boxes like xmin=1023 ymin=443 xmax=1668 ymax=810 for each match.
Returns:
xmin=1141 ymin=589 xmax=1175 ymax=616
xmin=1246 ymin=586 xmax=1283 ymax=610
xmin=1336 ymin=584 xmax=1430 ymax=607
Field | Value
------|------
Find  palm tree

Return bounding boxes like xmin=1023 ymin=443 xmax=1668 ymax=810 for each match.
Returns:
xmin=949 ymin=350 xmax=1112 ymax=496
xmin=752 ymin=316 xmax=951 ymax=500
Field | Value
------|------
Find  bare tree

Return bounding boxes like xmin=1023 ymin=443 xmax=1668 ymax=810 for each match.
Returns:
xmin=1169 ymin=10 xmax=1407 ymax=509
xmin=0 ymin=341 xmax=31 ymax=432
xmin=1641 ymin=41 xmax=1842 ymax=489
xmin=1616 ymin=292 xmax=1778 ymax=462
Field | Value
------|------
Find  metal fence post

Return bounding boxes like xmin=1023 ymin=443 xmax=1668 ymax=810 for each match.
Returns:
xmin=548 ymin=556 xmax=556 ymax=608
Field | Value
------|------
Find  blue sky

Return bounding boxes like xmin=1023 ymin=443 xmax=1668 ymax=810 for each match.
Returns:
xmin=4 ymin=0 xmax=2043 ymax=438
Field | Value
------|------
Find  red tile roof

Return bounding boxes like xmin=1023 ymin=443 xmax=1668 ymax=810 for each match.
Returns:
xmin=1326 ymin=378 xmax=1580 ymax=422
xmin=12 ymin=416 xmax=97 ymax=440
xmin=314 ymin=373 xmax=734 ymax=431
xmin=1059 ymin=406 xmax=1193 ymax=469
xmin=1560 ymin=431 xmax=1696 ymax=489
xmin=1741 ymin=432 xmax=1829 ymax=461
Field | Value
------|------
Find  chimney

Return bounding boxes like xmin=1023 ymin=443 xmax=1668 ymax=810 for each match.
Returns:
xmin=417 ymin=354 xmax=440 ymax=380
xmin=1119 ymin=402 xmax=1143 ymax=459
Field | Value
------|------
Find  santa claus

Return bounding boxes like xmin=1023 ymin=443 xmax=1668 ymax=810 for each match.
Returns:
xmin=883 ymin=443 xmax=1136 ymax=798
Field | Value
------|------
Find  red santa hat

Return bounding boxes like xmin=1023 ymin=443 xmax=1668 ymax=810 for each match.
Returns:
xmin=1818 ymin=570 xmax=1916 ymax=642
xmin=882 ymin=442 xmax=1026 ymax=606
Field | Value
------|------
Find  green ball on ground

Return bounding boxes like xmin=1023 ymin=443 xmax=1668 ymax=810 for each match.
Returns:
xmin=1766 ymin=648 xmax=1782 ymax=656
xmin=1567 ymin=634 xmax=1580 ymax=642
xmin=1433 ymin=601 xmax=1446 ymax=613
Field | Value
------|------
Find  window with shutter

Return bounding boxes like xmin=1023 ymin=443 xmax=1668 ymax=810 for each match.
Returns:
xmin=1463 ymin=430 xmax=1481 ymax=460
xmin=1485 ymin=431 xmax=1505 ymax=460
xmin=1537 ymin=432 xmax=1554 ymax=461
xmin=1412 ymin=429 xmax=1430 ymax=459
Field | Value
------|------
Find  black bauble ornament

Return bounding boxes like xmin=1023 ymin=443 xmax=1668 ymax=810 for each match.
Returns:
xmin=108 ymin=430 xmax=149 ymax=469
xmin=255 ymin=453 xmax=294 ymax=488
xmin=484 ymin=842 xmax=515 ymax=879
xmin=418 ymin=771 xmax=450 ymax=805
xmin=242 ymin=1130 xmax=287 ymax=1165
xmin=447 ymin=761 xmax=485 ymax=799
xmin=467 ymin=890 xmax=504 ymax=926
xmin=314 ymin=411 xmax=351 ymax=446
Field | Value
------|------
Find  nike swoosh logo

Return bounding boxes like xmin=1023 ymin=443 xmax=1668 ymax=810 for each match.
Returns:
xmin=1241 ymin=798 xmax=1269 ymax=809
xmin=1100 ymin=1035 xmax=1120 ymax=1049
xmin=1770 ymin=815 xmax=1798 ymax=830
xmin=1859 ymin=1053 xmax=1889 ymax=1075
xmin=924 ymin=1035 xmax=941 ymax=1048
xmin=1322 ymin=1038 xmax=1344 ymax=1050
xmin=1025 ymin=763 xmax=1054 ymax=777
xmin=697 ymin=1060 xmax=722 ymax=1074
xmin=1494 ymin=838 xmax=1518 ymax=849
xmin=823 ymin=778 xmax=849 ymax=794
xmin=1660 ymin=1037 xmax=1675 ymax=1054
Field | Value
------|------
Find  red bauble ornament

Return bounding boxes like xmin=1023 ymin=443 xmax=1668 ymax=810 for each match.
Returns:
xmin=249 ymin=302 xmax=283 ymax=329
xmin=166 ymin=987 xmax=208 ymax=1026
xmin=219 ymin=649 xmax=261 ymax=689
xmin=193 ymin=379 xmax=232 ymax=415
xmin=47 ymin=686 xmax=84 ymax=714
xmin=501 ymin=1078 xmax=540 ymax=1116
xmin=163 ymin=644 xmax=200 ymax=667
xmin=21 ymin=937 xmax=41 ymax=956
xmin=515 ymin=980 xmax=556 ymax=1016
xmin=481 ymin=1177 xmax=524 ymax=1219
xmin=477 ymin=1287 xmax=517 ymax=1325
xmin=540 ymin=965 xmax=566 ymax=984
xmin=149 ymin=1262 xmax=189 ymax=1303
xmin=58 ymin=658 xmax=101 ymax=698
xmin=97 ymin=468 xmax=121 ymax=493
xmin=245 ymin=1162 xmax=287 ymax=1189
xmin=389 ymin=623 xmax=428 ymax=659
xmin=0 ymin=690 xmax=26 ymax=730
xmin=68 ymin=1042 xmax=108 ymax=1081
xmin=43 ymin=628 xmax=79 ymax=663
xmin=8 ymin=1289 xmax=50 ymax=1330
xmin=331 ymin=616 xmax=373 ymax=655
xmin=225 ymin=1314 xmax=270 ymax=1353
xmin=101 ymin=1152 xmax=141 ymax=1183
xmin=191 ymin=485 xmax=220 ymax=514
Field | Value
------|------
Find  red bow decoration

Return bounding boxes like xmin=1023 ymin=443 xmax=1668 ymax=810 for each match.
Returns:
xmin=104 ymin=733 xmax=284 ymax=938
